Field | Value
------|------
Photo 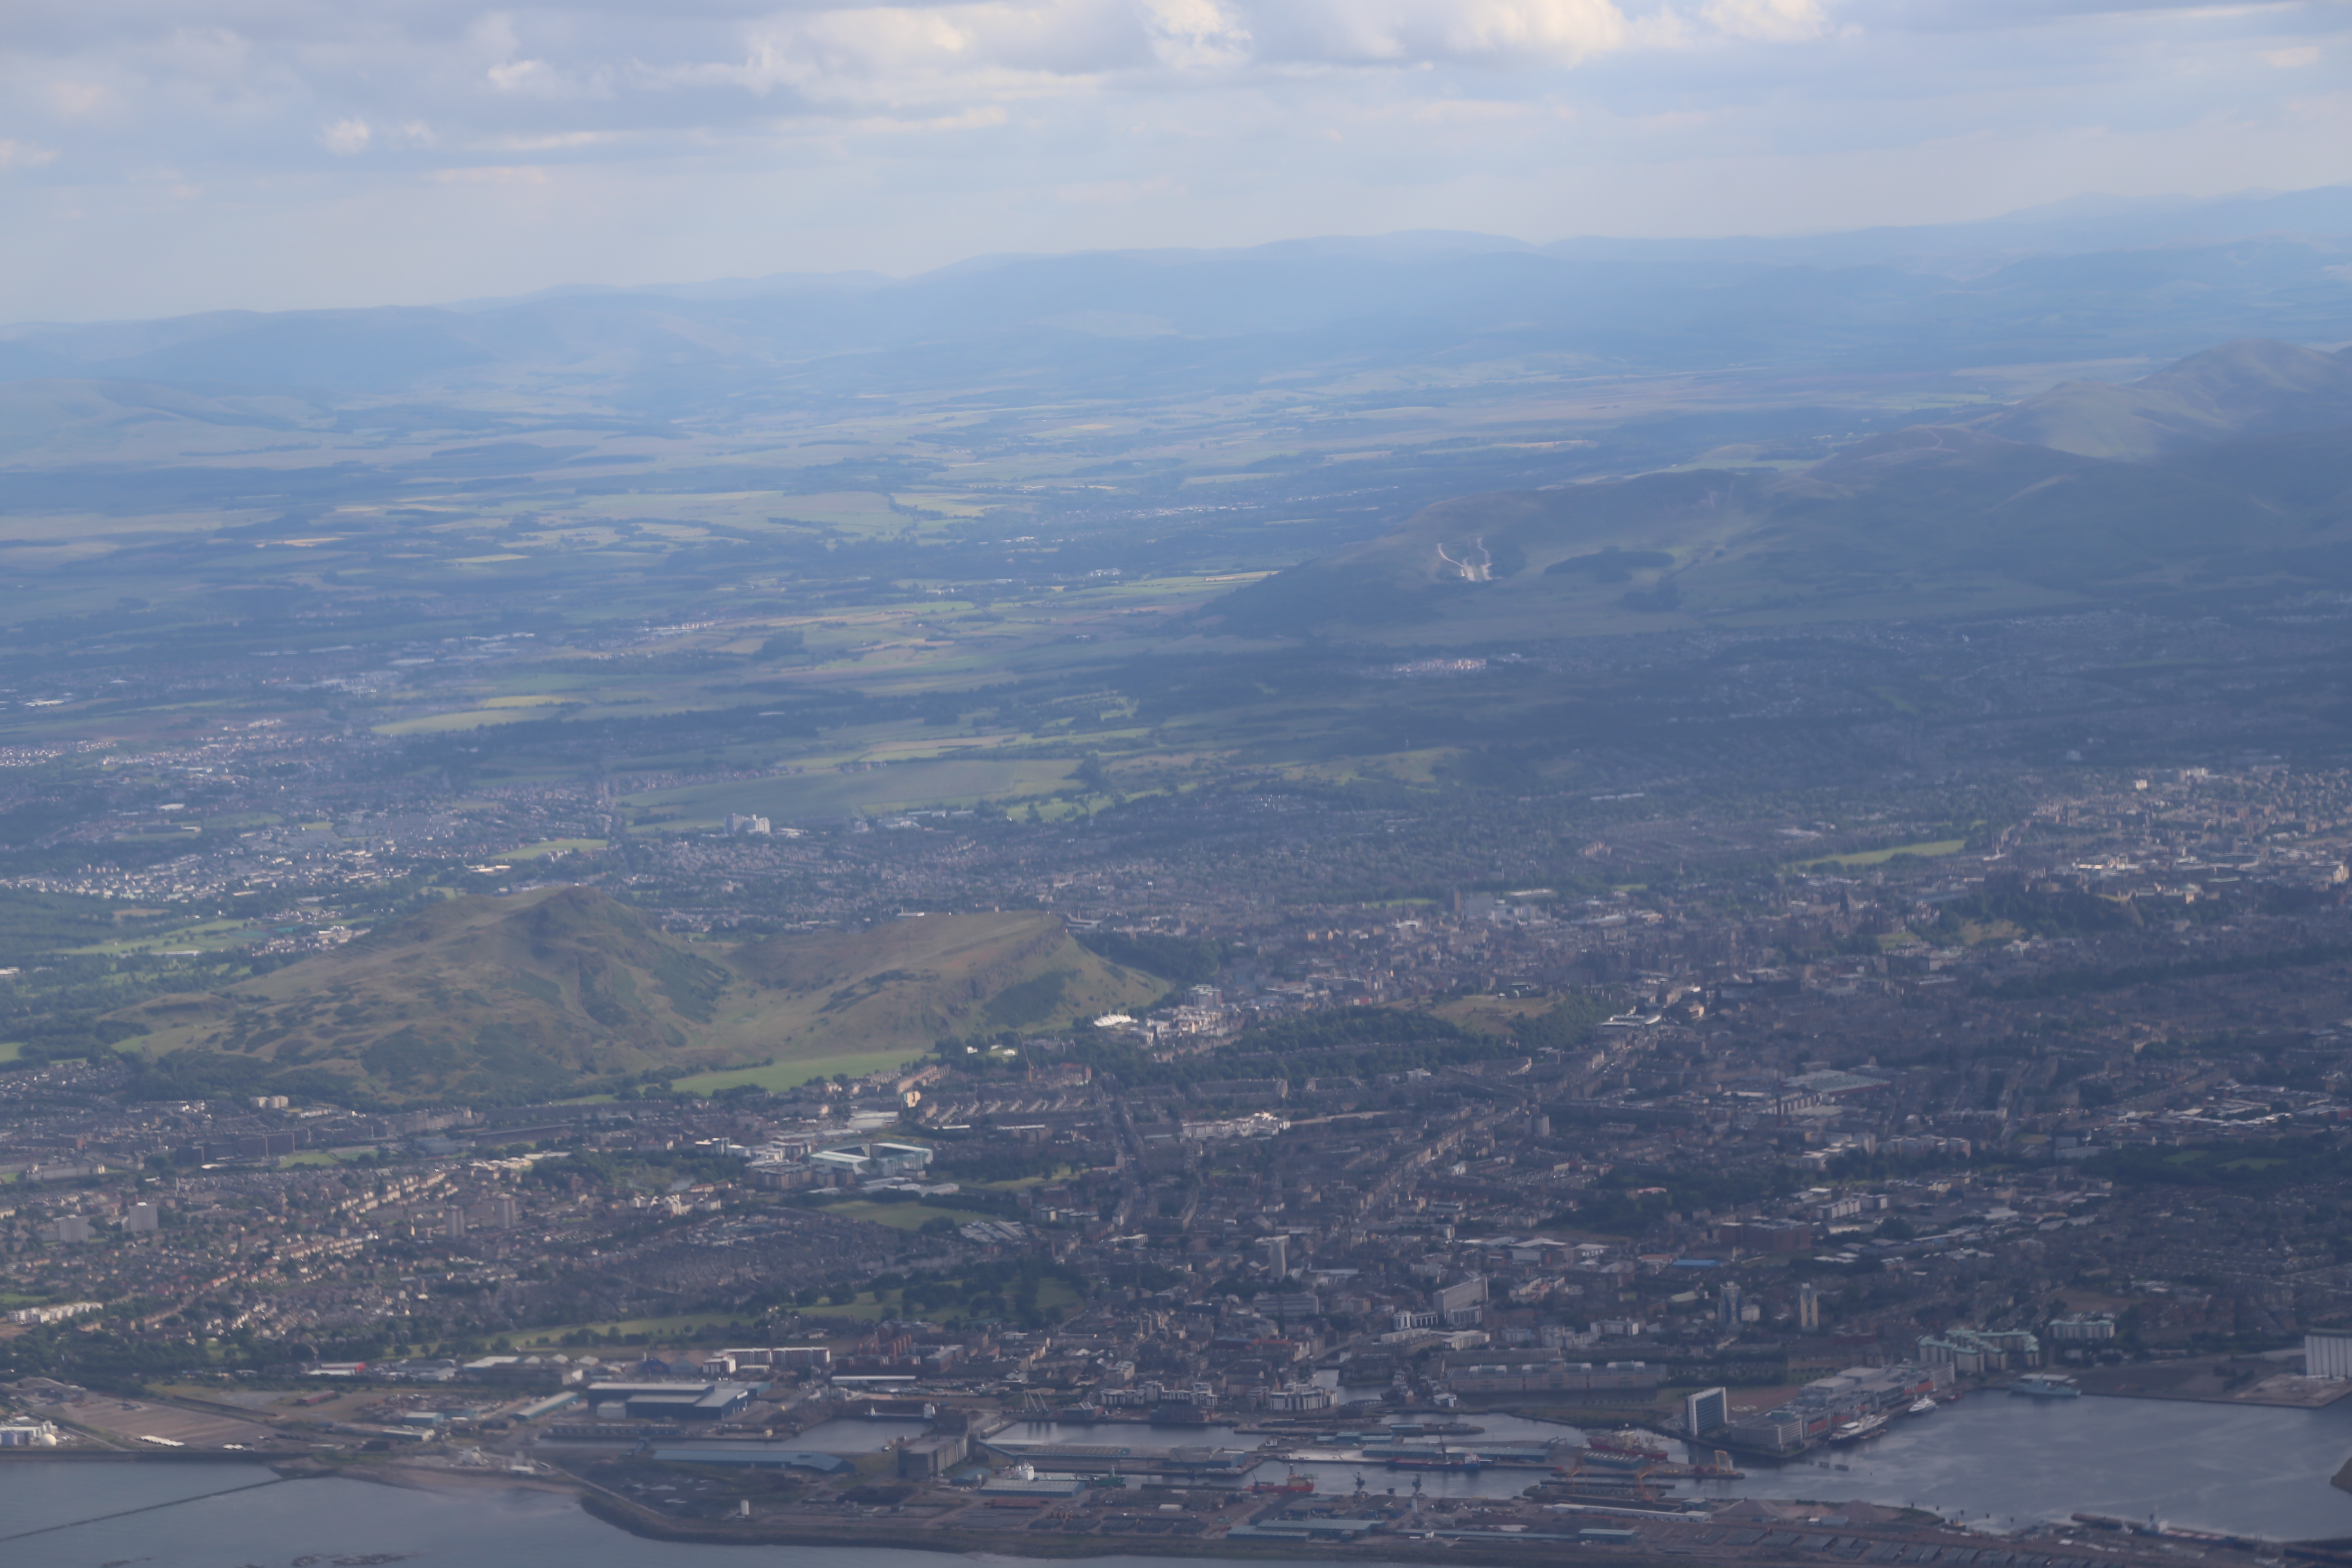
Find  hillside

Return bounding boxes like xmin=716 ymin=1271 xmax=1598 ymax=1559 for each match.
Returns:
xmin=116 ymin=888 xmax=740 ymax=1104
xmin=1966 ymin=340 xmax=2352 ymax=460
xmin=113 ymin=891 xmax=1161 ymax=1106
xmin=723 ymin=911 xmax=1164 ymax=1058
xmin=1205 ymin=339 xmax=2352 ymax=641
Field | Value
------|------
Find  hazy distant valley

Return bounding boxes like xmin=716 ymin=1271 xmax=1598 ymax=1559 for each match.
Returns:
xmin=0 ymin=187 xmax=2346 ymax=1102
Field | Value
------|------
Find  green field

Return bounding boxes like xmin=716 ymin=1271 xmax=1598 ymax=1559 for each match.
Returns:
xmin=72 ymin=914 xmax=262 ymax=956
xmin=812 ymin=1200 xmax=973 ymax=1231
xmin=508 ymin=838 xmax=607 ymax=861
xmin=1797 ymin=838 xmax=1969 ymax=869
xmin=374 ymin=704 xmax=584 ymax=736
xmin=671 ymin=1049 xmax=928 ymax=1096
xmin=510 ymin=1311 xmax=760 ymax=1349
xmin=776 ymin=1275 xmax=1084 ymax=1324
xmin=624 ymin=758 xmax=1083 ymax=828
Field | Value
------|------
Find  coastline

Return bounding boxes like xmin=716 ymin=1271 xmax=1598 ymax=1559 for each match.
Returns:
xmin=6 ymin=1428 xmax=2343 ymax=1562
xmin=324 ymin=1458 xmax=1473 ymax=1566
xmin=571 ymin=1486 xmax=1627 ymax=1567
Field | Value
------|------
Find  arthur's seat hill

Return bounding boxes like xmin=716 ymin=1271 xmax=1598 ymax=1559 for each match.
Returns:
xmin=110 ymin=886 xmax=1161 ymax=1106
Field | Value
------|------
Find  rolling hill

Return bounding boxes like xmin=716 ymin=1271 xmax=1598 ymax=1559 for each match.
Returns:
xmin=113 ymin=888 xmax=1162 ymax=1105
xmin=726 ymin=911 xmax=1161 ymax=1057
xmin=1966 ymin=340 xmax=2352 ymax=460
xmin=1204 ymin=338 xmax=2352 ymax=642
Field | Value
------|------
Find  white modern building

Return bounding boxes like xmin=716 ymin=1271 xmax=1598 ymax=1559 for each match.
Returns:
xmin=809 ymin=1141 xmax=934 ymax=1180
xmin=2307 ymin=1328 xmax=2352 ymax=1379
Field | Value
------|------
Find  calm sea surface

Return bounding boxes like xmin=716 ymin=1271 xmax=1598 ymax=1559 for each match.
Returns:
xmin=10 ymin=1393 xmax=2352 ymax=1564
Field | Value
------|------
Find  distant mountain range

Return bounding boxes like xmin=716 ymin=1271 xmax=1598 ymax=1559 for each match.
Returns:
xmin=1204 ymin=339 xmax=2352 ymax=639
xmin=115 ymin=888 xmax=1161 ymax=1105
xmin=0 ymin=185 xmax=2346 ymax=413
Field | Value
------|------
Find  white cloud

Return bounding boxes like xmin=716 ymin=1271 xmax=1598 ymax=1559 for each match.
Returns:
xmin=1242 ymin=0 xmax=1632 ymax=67
xmin=1145 ymin=0 xmax=1252 ymax=68
xmin=1702 ymin=0 xmax=1828 ymax=43
xmin=2261 ymin=45 xmax=2321 ymax=67
xmin=46 ymin=79 xmax=117 ymax=119
xmin=487 ymin=59 xmax=557 ymax=93
xmin=729 ymin=1 xmax=1161 ymax=95
xmin=319 ymin=116 xmax=371 ymax=153
xmin=0 ymin=139 xmax=60 ymax=169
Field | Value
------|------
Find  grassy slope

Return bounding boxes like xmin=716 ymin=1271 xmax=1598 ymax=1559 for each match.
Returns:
xmin=717 ymin=910 xmax=1164 ymax=1058
xmin=623 ymin=760 xmax=1083 ymax=827
xmin=1969 ymin=340 xmax=2352 ymax=460
xmin=113 ymin=892 xmax=1162 ymax=1103
xmin=115 ymin=887 xmax=736 ymax=1102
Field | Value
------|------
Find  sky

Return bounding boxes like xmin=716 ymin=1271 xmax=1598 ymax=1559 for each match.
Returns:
xmin=3 ymin=0 xmax=2349 ymax=322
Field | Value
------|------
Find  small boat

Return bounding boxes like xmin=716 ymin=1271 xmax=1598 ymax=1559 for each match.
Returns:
xmin=1907 ymin=1397 xmax=1936 ymax=1415
xmin=2009 ymin=1373 xmax=2081 ymax=1399
xmin=1828 ymin=1412 xmax=1890 ymax=1445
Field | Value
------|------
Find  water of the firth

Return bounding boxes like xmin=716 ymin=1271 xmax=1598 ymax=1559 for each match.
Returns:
xmin=9 ymin=1393 xmax=2352 ymax=1565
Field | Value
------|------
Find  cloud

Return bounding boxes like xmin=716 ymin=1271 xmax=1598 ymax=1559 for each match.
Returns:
xmin=1243 ymin=0 xmax=1633 ymax=67
xmin=46 ymin=79 xmax=117 ymax=119
xmin=0 ymin=139 xmax=59 ymax=169
xmin=1702 ymin=0 xmax=1828 ymax=43
xmin=2261 ymin=45 xmax=2321 ymax=67
xmin=1145 ymin=0 xmax=1253 ymax=67
xmin=319 ymin=116 xmax=371 ymax=154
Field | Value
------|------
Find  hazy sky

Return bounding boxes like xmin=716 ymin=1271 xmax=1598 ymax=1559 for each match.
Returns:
xmin=5 ymin=0 xmax=2349 ymax=321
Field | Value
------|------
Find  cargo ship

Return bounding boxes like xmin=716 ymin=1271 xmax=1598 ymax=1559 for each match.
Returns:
xmin=1251 ymin=1470 xmax=1316 ymax=1495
